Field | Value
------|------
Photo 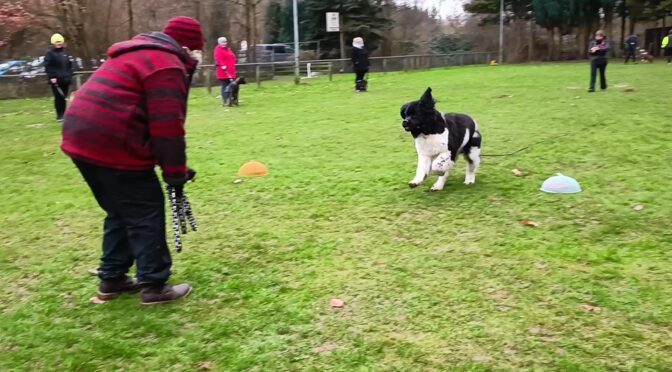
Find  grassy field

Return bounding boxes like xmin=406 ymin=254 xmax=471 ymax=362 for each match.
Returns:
xmin=1 ymin=62 xmax=671 ymax=371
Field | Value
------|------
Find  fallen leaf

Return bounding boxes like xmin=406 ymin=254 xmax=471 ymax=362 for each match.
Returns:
xmin=580 ymin=303 xmax=602 ymax=313
xmin=198 ymin=361 xmax=215 ymax=370
xmin=89 ymin=296 xmax=107 ymax=305
xmin=528 ymin=325 xmax=550 ymax=335
xmin=623 ymin=88 xmax=636 ymax=92
xmin=521 ymin=220 xmax=540 ymax=227
xmin=512 ymin=168 xmax=523 ymax=176
xmin=632 ymin=204 xmax=644 ymax=211
xmin=329 ymin=298 xmax=345 ymax=308
xmin=494 ymin=94 xmax=513 ymax=99
xmin=313 ymin=342 xmax=339 ymax=353
xmin=233 ymin=179 xmax=243 ymax=184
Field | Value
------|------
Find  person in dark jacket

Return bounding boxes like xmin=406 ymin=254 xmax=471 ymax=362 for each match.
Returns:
xmin=662 ymin=30 xmax=672 ymax=64
xmin=624 ymin=34 xmax=638 ymax=64
xmin=44 ymin=33 xmax=74 ymax=122
xmin=351 ymin=37 xmax=369 ymax=92
xmin=61 ymin=16 xmax=204 ymax=305
xmin=588 ymin=30 xmax=610 ymax=93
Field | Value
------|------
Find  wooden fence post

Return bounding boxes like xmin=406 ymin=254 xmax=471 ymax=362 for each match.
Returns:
xmin=328 ymin=62 xmax=333 ymax=81
xmin=256 ymin=65 xmax=261 ymax=88
xmin=205 ymin=68 xmax=212 ymax=95
xmin=382 ymin=58 xmax=387 ymax=74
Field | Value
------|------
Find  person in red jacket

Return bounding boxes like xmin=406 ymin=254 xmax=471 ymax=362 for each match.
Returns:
xmin=213 ymin=36 xmax=237 ymax=105
xmin=61 ymin=16 xmax=203 ymax=305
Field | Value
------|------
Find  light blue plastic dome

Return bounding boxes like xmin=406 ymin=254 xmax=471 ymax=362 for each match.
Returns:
xmin=541 ymin=173 xmax=582 ymax=194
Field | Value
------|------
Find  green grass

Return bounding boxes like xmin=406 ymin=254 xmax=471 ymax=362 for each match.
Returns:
xmin=1 ymin=62 xmax=672 ymax=371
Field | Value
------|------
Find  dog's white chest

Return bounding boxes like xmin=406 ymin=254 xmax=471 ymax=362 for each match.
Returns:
xmin=415 ymin=132 xmax=448 ymax=156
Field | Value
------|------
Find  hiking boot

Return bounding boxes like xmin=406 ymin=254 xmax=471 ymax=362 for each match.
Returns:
xmin=97 ymin=276 xmax=141 ymax=300
xmin=141 ymin=283 xmax=192 ymax=305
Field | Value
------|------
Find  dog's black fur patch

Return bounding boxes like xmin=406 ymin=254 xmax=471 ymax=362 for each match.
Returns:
xmin=225 ymin=76 xmax=247 ymax=106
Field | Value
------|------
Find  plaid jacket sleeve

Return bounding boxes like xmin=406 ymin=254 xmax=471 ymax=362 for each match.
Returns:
xmin=143 ymin=68 xmax=189 ymax=185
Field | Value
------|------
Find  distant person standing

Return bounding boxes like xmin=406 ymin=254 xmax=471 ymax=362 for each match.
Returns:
xmin=44 ymin=33 xmax=74 ymax=122
xmin=351 ymin=37 xmax=369 ymax=92
xmin=588 ymin=30 xmax=610 ymax=93
xmin=662 ymin=30 xmax=672 ymax=64
xmin=624 ymin=34 xmax=638 ymax=64
xmin=214 ymin=36 xmax=237 ymax=105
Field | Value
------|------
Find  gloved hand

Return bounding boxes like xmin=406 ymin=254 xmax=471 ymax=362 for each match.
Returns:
xmin=163 ymin=168 xmax=197 ymax=196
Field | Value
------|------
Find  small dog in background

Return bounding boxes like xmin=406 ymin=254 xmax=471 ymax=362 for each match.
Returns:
xmin=224 ymin=76 xmax=247 ymax=106
xmin=639 ymin=49 xmax=654 ymax=63
xmin=400 ymin=87 xmax=482 ymax=191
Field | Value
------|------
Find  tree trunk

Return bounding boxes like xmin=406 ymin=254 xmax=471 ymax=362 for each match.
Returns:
xmin=548 ymin=27 xmax=555 ymax=61
xmin=620 ymin=14 xmax=626 ymax=54
xmin=127 ymin=0 xmax=134 ymax=40
xmin=252 ymin=2 xmax=258 ymax=63
xmin=604 ymin=8 xmax=613 ymax=57
xmin=104 ymin=0 xmax=113 ymax=46
xmin=528 ymin=20 xmax=534 ymax=62
xmin=245 ymin=0 xmax=253 ymax=62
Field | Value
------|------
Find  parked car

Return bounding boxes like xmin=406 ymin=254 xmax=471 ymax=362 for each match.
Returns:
xmin=0 ymin=60 xmax=27 ymax=75
xmin=254 ymin=44 xmax=296 ymax=62
xmin=19 ymin=66 xmax=45 ymax=80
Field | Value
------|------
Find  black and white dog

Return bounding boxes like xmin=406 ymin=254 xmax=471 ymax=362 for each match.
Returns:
xmin=225 ymin=76 xmax=247 ymax=106
xmin=400 ymin=87 xmax=482 ymax=191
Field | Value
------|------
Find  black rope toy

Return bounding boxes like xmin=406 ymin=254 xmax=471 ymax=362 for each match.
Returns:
xmin=167 ymin=185 xmax=198 ymax=253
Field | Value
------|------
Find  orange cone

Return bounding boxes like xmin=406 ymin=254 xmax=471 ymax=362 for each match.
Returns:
xmin=237 ymin=160 xmax=268 ymax=177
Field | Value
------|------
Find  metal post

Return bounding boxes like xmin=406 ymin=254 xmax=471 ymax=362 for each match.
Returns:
xmin=75 ymin=74 xmax=82 ymax=90
xmin=307 ymin=63 xmax=312 ymax=78
xmin=340 ymin=32 xmax=346 ymax=73
xmin=328 ymin=62 xmax=333 ymax=81
xmin=292 ymin=0 xmax=300 ymax=85
xmin=382 ymin=58 xmax=387 ymax=74
xmin=499 ymin=0 xmax=504 ymax=63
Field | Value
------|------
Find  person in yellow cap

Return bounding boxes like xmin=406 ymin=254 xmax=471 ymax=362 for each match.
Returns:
xmin=662 ymin=30 xmax=672 ymax=64
xmin=44 ymin=33 xmax=74 ymax=122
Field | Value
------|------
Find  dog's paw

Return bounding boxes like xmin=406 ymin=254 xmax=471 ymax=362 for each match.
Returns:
xmin=408 ymin=182 xmax=419 ymax=188
xmin=429 ymin=186 xmax=443 ymax=192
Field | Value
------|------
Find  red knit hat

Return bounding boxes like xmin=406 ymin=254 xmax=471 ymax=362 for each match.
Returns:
xmin=163 ymin=16 xmax=204 ymax=50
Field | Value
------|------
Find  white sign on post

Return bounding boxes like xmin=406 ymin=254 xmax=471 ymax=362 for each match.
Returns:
xmin=326 ymin=12 xmax=340 ymax=32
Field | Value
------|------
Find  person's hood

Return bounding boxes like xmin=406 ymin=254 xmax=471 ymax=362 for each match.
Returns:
xmin=107 ymin=32 xmax=191 ymax=64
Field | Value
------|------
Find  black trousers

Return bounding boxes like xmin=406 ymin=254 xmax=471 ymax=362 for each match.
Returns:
xmin=73 ymin=159 xmax=172 ymax=285
xmin=355 ymin=70 xmax=367 ymax=82
xmin=50 ymin=80 xmax=70 ymax=119
xmin=589 ymin=60 xmax=608 ymax=90
xmin=624 ymin=48 xmax=637 ymax=63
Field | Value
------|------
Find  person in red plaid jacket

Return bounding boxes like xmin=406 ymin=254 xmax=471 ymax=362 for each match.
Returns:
xmin=61 ymin=16 xmax=203 ymax=305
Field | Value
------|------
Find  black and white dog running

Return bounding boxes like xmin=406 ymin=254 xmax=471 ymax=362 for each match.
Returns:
xmin=400 ymin=87 xmax=482 ymax=191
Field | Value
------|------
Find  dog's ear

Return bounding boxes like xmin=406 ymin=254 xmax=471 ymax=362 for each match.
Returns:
xmin=400 ymin=103 xmax=410 ymax=119
xmin=419 ymin=87 xmax=434 ymax=109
